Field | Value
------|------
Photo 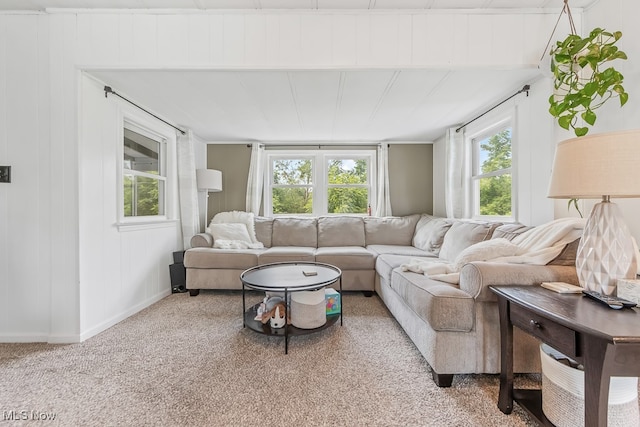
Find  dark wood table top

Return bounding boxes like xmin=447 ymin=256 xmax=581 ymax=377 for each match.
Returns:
xmin=490 ymin=285 xmax=640 ymax=344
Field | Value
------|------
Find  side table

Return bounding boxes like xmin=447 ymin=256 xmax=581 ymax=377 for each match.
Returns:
xmin=490 ymin=285 xmax=640 ymax=427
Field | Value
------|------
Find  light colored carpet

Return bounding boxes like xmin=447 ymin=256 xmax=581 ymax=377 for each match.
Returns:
xmin=0 ymin=291 xmax=542 ymax=426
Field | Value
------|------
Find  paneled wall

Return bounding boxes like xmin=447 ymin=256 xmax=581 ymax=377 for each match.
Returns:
xmin=577 ymin=0 xmax=640 ymax=242
xmin=78 ymin=75 xmax=181 ymax=340
xmin=0 ymin=8 xmax=577 ymax=342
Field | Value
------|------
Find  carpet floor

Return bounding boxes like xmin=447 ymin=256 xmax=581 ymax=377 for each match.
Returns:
xmin=0 ymin=291 xmax=544 ymax=426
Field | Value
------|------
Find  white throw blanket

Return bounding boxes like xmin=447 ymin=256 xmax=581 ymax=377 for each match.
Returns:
xmin=207 ymin=211 xmax=264 ymax=249
xmin=401 ymin=218 xmax=586 ymax=284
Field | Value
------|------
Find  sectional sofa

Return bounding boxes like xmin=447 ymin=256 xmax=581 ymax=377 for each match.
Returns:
xmin=185 ymin=213 xmax=579 ymax=386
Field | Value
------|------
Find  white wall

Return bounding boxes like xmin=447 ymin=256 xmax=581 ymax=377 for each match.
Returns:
xmin=78 ymin=75 xmax=181 ymax=341
xmin=0 ymin=8 xmax=576 ymax=342
xmin=579 ymin=0 xmax=640 ymax=243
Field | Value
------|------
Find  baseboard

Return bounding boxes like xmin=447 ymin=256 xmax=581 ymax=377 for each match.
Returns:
xmin=0 ymin=333 xmax=52 ymax=343
xmin=78 ymin=289 xmax=171 ymax=342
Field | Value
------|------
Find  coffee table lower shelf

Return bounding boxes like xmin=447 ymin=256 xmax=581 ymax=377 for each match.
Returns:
xmin=243 ymin=303 xmax=341 ymax=353
xmin=513 ymin=389 xmax=555 ymax=426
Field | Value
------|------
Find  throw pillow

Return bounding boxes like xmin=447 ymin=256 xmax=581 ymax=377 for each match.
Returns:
xmin=209 ymin=211 xmax=258 ymax=243
xmin=209 ymin=223 xmax=252 ymax=243
xmin=411 ymin=217 xmax=452 ymax=256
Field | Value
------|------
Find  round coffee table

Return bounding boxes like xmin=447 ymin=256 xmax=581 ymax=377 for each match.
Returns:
xmin=240 ymin=261 xmax=342 ymax=354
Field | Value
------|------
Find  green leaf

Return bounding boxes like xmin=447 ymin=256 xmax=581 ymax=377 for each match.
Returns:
xmin=558 ymin=115 xmax=572 ymax=130
xmin=583 ymin=82 xmax=598 ymax=96
xmin=620 ymin=92 xmax=629 ymax=106
xmin=582 ymin=109 xmax=597 ymax=126
xmin=575 ymin=127 xmax=589 ymax=137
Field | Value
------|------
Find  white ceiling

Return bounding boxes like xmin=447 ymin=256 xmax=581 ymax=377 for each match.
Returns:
xmin=91 ymin=68 xmax=540 ymax=142
xmin=5 ymin=0 xmax=599 ymax=143
xmin=0 ymin=0 xmax=599 ymax=12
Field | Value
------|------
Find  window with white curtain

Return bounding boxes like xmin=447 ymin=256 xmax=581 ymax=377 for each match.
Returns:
xmin=470 ymin=119 xmax=514 ymax=220
xmin=264 ymin=150 xmax=376 ymax=216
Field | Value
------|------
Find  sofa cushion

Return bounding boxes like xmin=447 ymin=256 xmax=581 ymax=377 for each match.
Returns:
xmin=491 ymin=223 xmax=532 ymax=241
xmin=367 ymin=244 xmax=434 ymax=257
xmin=272 ymin=218 xmax=318 ymax=247
xmin=317 ymin=216 xmax=365 ymax=247
xmin=315 ymin=246 xmax=375 ymax=270
xmin=364 ymin=214 xmax=420 ymax=246
xmin=184 ymin=248 xmax=261 ymax=269
xmin=258 ymin=246 xmax=316 ymax=264
xmin=547 ymin=238 xmax=580 ymax=266
xmin=438 ymin=221 xmax=499 ymax=262
xmin=391 ymin=269 xmax=474 ymax=332
xmin=254 ymin=217 xmax=274 ymax=248
xmin=375 ymin=254 xmax=439 ymax=284
xmin=411 ymin=217 xmax=452 ymax=256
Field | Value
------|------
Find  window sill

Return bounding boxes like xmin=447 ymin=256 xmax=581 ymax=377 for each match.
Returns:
xmin=116 ymin=219 xmax=179 ymax=232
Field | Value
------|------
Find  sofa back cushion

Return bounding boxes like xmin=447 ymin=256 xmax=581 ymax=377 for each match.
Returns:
xmin=438 ymin=221 xmax=499 ymax=262
xmin=491 ymin=223 xmax=532 ymax=241
xmin=272 ymin=217 xmax=318 ymax=247
xmin=318 ymin=216 xmax=365 ymax=247
xmin=254 ymin=217 xmax=274 ymax=248
xmin=364 ymin=214 xmax=420 ymax=246
xmin=412 ymin=217 xmax=452 ymax=255
xmin=547 ymin=238 xmax=580 ymax=266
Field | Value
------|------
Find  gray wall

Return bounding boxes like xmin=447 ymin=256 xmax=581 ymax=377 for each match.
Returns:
xmin=389 ymin=144 xmax=433 ymax=216
xmin=206 ymin=144 xmax=252 ymax=221
xmin=207 ymin=143 xmax=433 ymax=219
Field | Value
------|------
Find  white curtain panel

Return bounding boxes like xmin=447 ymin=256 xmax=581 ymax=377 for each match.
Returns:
xmin=375 ymin=143 xmax=393 ymax=217
xmin=176 ymin=129 xmax=200 ymax=249
xmin=444 ymin=127 xmax=467 ymax=219
xmin=245 ymin=142 xmax=265 ymax=215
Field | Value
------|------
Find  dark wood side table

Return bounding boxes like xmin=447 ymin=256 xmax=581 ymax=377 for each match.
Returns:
xmin=490 ymin=285 xmax=640 ymax=427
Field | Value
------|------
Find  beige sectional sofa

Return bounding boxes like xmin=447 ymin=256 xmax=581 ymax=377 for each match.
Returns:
xmin=185 ymin=213 xmax=579 ymax=387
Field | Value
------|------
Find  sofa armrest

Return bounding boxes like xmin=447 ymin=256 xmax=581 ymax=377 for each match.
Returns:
xmin=190 ymin=233 xmax=213 ymax=248
xmin=459 ymin=262 xmax=579 ymax=302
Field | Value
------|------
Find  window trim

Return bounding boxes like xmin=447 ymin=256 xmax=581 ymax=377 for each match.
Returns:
xmin=467 ymin=114 xmax=516 ymax=221
xmin=116 ymin=109 xmax=176 ymax=228
xmin=264 ymin=149 xmax=377 ymax=217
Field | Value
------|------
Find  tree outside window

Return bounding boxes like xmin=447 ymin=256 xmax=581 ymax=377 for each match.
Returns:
xmin=123 ymin=125 xmax=166 ymax=218
xmin=473 ymin=127 xmax=512 ymax=218
xmin=266 ymin=150 xmax=375 ymax=216
xmin=327 ymin=159 xmax=368 ymax=214
xmin=272 ymin=159 xmax=313 ymax=215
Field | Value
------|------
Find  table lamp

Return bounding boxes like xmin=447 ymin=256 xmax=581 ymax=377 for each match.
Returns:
xmin=196 ymin=169 xmax=223 ymax=225
xmin=548 ymin=129 xmax=640 ymax=295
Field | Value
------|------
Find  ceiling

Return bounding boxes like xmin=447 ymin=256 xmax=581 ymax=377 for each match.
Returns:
xmin=5 ymin=0 xmax=600 ymax=143
xmin=0 ymin=0 xmax=599 ymax=12
xmin=91 ymin=68 xmax=540 ymax=142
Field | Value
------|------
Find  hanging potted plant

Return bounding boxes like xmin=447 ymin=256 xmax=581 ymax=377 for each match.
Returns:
xmin=548 ymin=27 xmax=629 ymax=137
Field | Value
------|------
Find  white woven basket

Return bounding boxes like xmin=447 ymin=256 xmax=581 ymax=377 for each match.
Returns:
xmin=291 ymin=290 xmax=326 ymax=329
xmin=540 ymin=344 xmax=639 ymax=427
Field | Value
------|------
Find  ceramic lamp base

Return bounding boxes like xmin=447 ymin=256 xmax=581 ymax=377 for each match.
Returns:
xmin=576 ymin=201 xmax=637 ymax=295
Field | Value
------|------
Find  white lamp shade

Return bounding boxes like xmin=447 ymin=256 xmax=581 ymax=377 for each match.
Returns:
xmin=548 ymin=129 xmax=640 ymax=199
xmin=196 ymin=169 xmax=222 ymax=192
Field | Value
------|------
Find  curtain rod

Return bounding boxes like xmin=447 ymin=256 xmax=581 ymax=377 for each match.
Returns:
xmin=104 ymin=86 xmax=186 ymax=135
xmin=246 ymin=143 xmax=381 ymax=148
xmin=455 ymin=84 xmax=531 ymax=133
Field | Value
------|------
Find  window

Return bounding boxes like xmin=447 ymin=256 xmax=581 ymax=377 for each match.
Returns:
xmin=122 ymin=122 xmax=166 ymax=219
xmin=471 ymin=123 xmax=513 ymax=219
xmin=265 ymin=150 xmax=376 ymax=216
